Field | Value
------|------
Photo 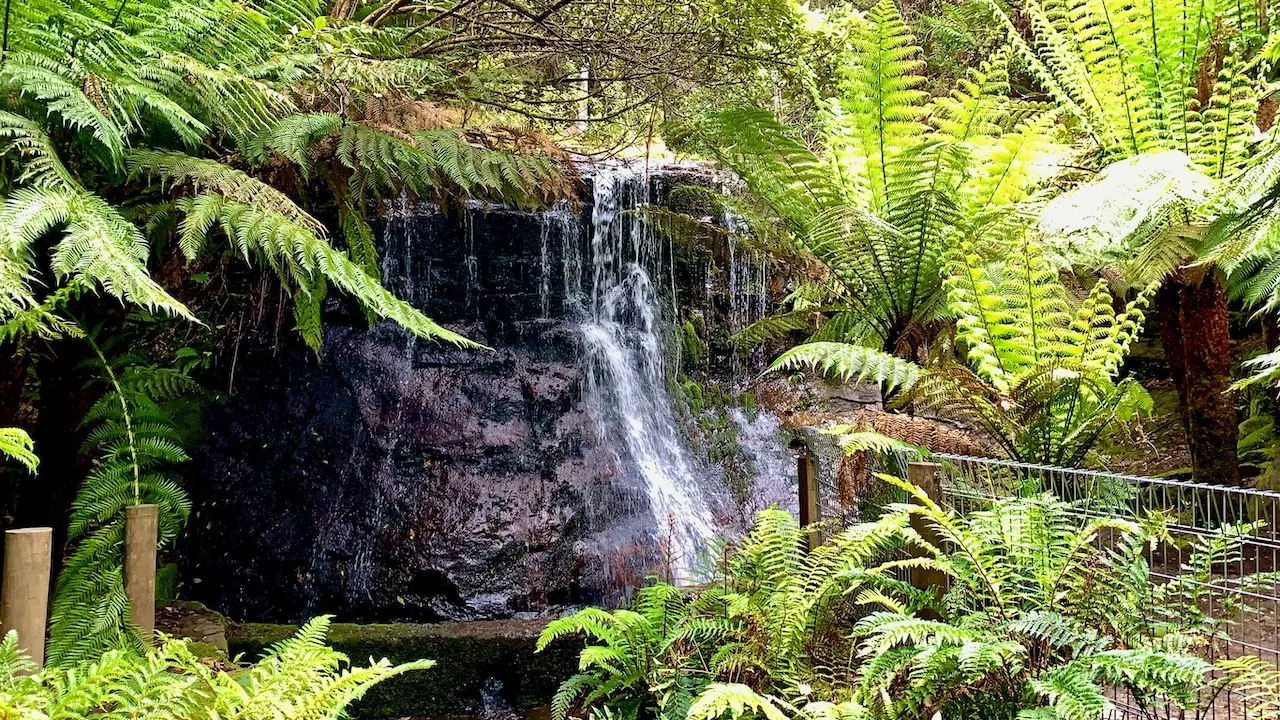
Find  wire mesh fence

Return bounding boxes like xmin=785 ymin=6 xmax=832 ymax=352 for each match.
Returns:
xmin=813 ymin=449 xmax=1280 ymax=720
xmin=943 ymin=454 xmax=1280 ymax=720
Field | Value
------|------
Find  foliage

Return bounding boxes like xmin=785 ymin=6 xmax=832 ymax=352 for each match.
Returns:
xmin=688 ymin=683 xmax=869 ymax=720
xmin=537 ymin=586 xmax=685 ymax=720
xmin=46 ymin=336 xmax=200 ymax=667
xmin=984 ymin=0 xmax=1280 ymax=390
xmin=773 ymin=238 xmax=1156 ymax=466
xmin=827 ymin=430 xmax=925 ymax=460
xmin=377 ymin=0 xmax=814 ymax=151
xmin=978 ymin=0 xmax=1265 ymax=171
xmin=1220 ymin=655 xmax=1280 ymax=720
xmin=697 ymin=1 xmax=1061 ymax=356
xmin=0 ymin=427 xmax=38 ymax=472
xmin=1145 ymin=518 xmax=1280 ymax=656
xmin=912 ymin=0 xmax=1011 ymax=95
xmin=538 ymin=509 xmax=910 ymax=720
xmin=546 ymin=486 xmax=1220 ymax=720
xmin=0 ymin=617 xmax=433 ymax=720
xmin=0 ymin=0 xmax=574 ymax=351
xmin=854 ymin=475 xmax=1208 ymax=720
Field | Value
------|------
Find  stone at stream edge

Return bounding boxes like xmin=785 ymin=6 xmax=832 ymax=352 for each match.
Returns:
xmin=227 ymin=618 xmax=583 ymax=720
xmin=157 ymin=601 xmax=230 ymax=656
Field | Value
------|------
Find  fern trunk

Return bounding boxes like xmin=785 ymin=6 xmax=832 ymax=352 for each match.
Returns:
xmin=329 ymin=0 xmax=359 ymax=19
xmin=1158 ymin=271 xmax=1240 ymax=486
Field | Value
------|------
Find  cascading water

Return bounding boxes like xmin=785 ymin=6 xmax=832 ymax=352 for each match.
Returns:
xmin=576 ymin=166 xmax=719 ymax=581
xmin=185 ymin=160 xmax=802 ymax=623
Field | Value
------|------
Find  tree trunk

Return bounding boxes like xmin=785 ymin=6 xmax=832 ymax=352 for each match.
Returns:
xmin=328 ymin=0 xmax=358 ymax=20
xmin=0 ymin=342 xmax=30 ymax=429
xmin=1158 ymin=269 xmax=1240 ymax=485
xmin=1264 ymin=310 xmax=1280 ymax=352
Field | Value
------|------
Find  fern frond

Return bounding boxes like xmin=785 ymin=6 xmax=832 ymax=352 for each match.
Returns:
xmin=126 ymin=149 xmax=324 ymax=232
xmin=688 ymin=684 xmax=793 ymax=720
xmin=0 ymin=428 xmax=38 ymax=472
xmin=0 ymin=187 xmax=194 ymax=320
xmin=48 ymin=346 xmax=199 ymax=667
xmin=769 ymin=342 xmax=921 ymax=393
xmin=176 ymin=195 xmax=480 ymax=348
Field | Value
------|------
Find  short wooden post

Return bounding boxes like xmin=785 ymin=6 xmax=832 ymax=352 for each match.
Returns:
xmin=798 ymin=449 xmax=820 ymax=550
xmin=124 ymin=504 xmax=159 ymax=644
xmin=907 ymin=462 xmax=948 ymax=595
xmin=1 ymin=527 xmax=53 ymax=668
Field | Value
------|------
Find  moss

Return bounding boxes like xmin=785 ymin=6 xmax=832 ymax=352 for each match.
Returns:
xmin=680 ymin=320 xmax=707 ymax=368
xmin=186 ymin=641 xmax=226 ymax=661
xmin=228 ymin=620 xmax=581 ymax=720
xmin=156 ymin=563 xmax=179 ymax=604
xmin=681 ymin=377 xmax=706 ymax=414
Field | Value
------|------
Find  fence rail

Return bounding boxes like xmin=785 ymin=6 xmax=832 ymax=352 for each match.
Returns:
xmin=820 ymin=451 xmax=1280 ymax=720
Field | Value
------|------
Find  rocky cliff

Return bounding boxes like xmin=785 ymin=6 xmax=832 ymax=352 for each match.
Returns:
xmin=181 ymin=163 xmax=795 ymax=623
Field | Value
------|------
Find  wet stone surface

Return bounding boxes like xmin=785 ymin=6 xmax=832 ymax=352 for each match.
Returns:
xmin=181 ymin=164 xmax=785 ymax=623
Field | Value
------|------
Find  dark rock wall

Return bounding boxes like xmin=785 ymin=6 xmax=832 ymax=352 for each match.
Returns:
xmin=182 ymin=165 xmax=777 ymax=623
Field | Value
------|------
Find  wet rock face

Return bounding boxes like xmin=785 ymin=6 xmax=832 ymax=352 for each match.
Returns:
xmin=183 ymin=165 xmax=754 ymax=623
xmin=189 ymin=223 xmax=627 ymax=621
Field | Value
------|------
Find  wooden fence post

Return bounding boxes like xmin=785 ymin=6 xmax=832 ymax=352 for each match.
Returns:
xmin=798 ymin=448 xmax=820 ymax=550
xmin=1 ymin=527 xmax=53 ymax=668
xmin=124 ymin=504 xmax=159 ymax=644
xmin=907 ymin=462 xmax=947 ymax=595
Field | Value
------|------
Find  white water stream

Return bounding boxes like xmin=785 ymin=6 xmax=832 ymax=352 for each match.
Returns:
xmin=577 ymin=166 xmax=719 ymax=580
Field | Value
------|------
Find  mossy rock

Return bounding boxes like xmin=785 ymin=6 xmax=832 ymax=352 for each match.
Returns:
xmin=228 ymin=619 xmax=582 ymax=720
xmin=186 ymin=641 xmax=227 ymax=661
xmin=157 ymin=601 xmax=229 ymax=655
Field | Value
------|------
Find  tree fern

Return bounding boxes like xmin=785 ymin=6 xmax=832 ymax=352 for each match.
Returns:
xmin=0 ymin=0 xmax=575 ymax=352
xmin=775 ymin=237 xmax=1154 ymax=466
xmin=769 ymin=343 xmax=920 ymax=392
xmin=699 ymin=5 xmax=1060 ymax=358
xmin=127 ymin=150 xmax=325 ymax=232
xmin=0 ymin=187 xmax=193 ymax=321
xmin=47 ymin=338 xmax=200 ymax=667
xmin=986 ymin=0 xmax=1280 ymax=398
xmin=175 ymin=194 xmax=482 ymax=348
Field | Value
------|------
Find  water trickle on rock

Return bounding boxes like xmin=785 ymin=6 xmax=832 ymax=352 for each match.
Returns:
xmin=479 ymin=677 xmax=520 ymax=720
xmin=729 ymin=408 xmax=800 ymax=520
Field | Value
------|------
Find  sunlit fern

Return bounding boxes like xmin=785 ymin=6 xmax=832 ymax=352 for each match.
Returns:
xmin=772 ymin=239 xmax=1156 ymax=466
xmin=2 ymin=617 xmax=432 ymax=720
xmin=0 ymin=428 xmax=37 ymax=473
xmin=698 ymin=2 xmax=1061 ymax=356
xmin=981 ymin=0 xmax=1280 ymax=390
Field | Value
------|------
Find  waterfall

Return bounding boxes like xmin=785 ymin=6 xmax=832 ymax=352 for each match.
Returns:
xmin=577 ymin=165 xmax=718 ymax=581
